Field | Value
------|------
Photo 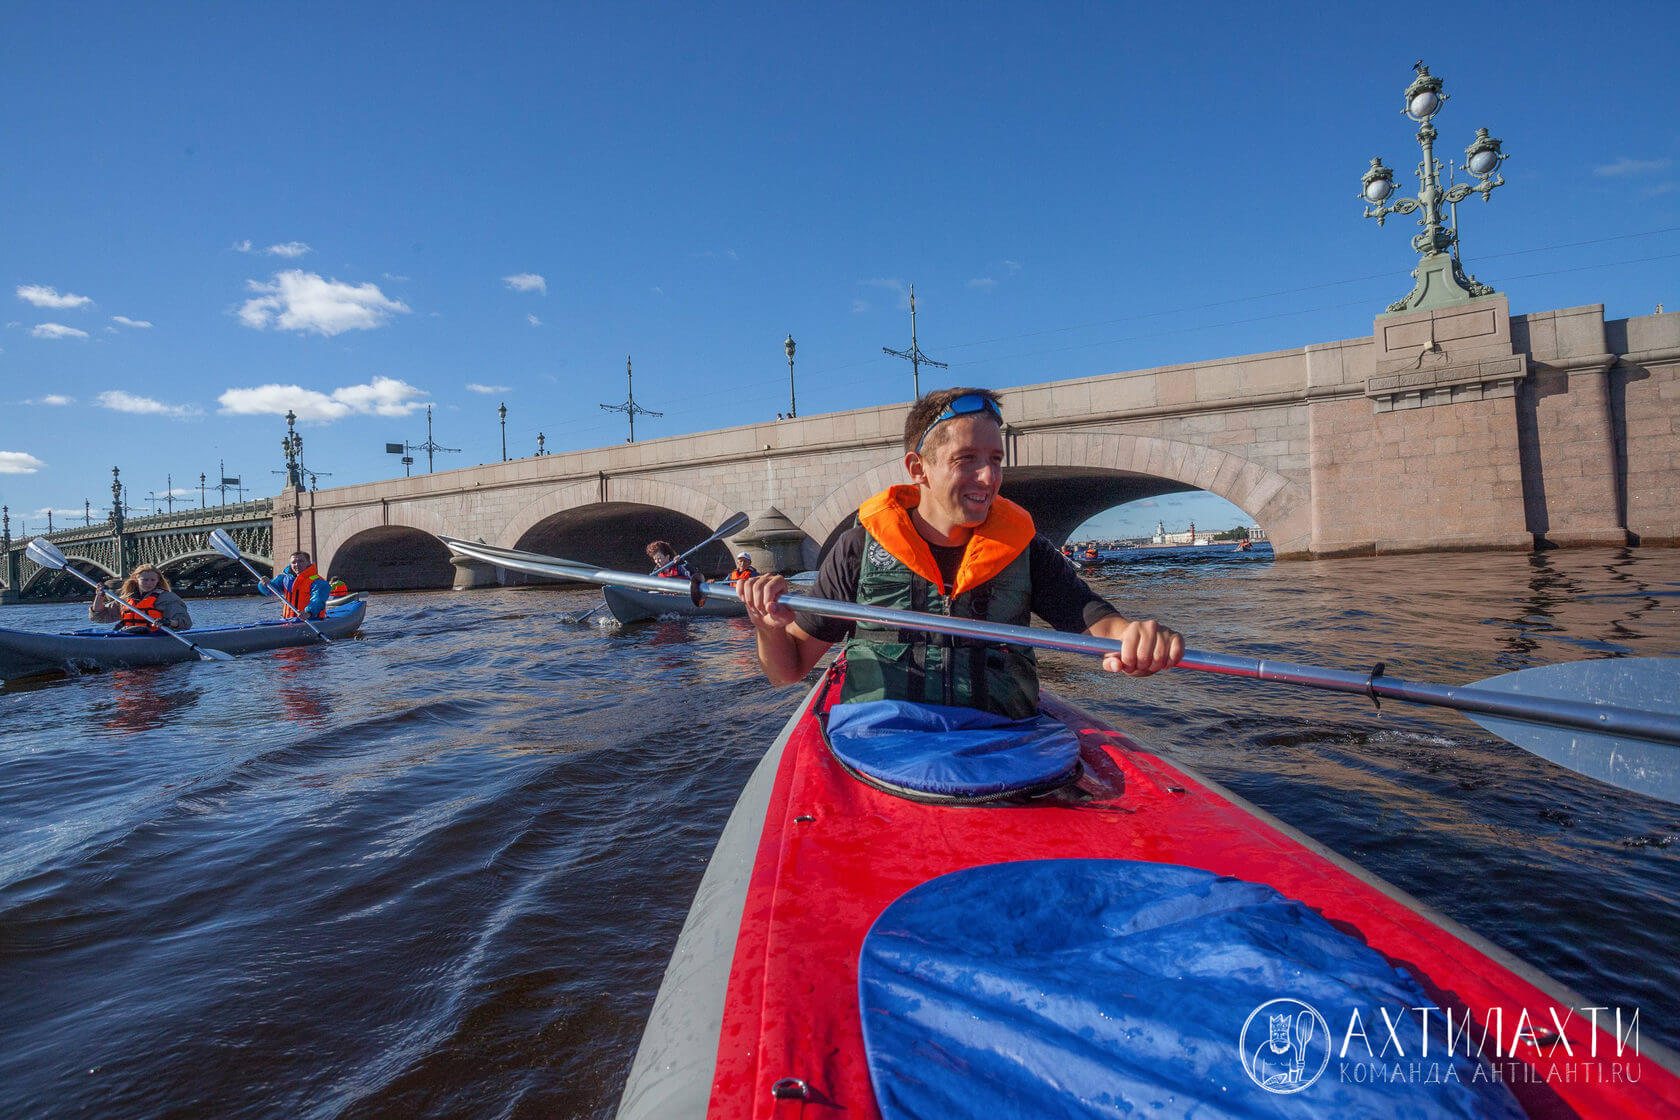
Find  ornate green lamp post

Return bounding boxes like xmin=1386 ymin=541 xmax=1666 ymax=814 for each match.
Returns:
xmin=281 ymin=409 xmax=304 ymax=489
xmin=1360 ymin=62 xmax=1508 ymax=314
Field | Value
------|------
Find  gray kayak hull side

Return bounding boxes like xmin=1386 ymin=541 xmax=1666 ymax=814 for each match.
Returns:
xmin=615 ymin=676 xmax=817 ymax=1120
xmin=0 ymin=601 xmax=366 ymax=680
xmin=603 ymin=584 xmax=748 ymax=625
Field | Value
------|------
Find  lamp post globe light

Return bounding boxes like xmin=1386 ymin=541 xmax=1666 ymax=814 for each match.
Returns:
xmin=1360 ymin=62 xmax=1508 ymax=314
xmin=498 ymin=401 xmax=508 ymax=462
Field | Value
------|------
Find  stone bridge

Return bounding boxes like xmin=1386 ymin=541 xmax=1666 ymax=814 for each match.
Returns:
xmin=272 ymin=297 xmax=1678 ymax=590
xmin=2 ymin=500 xmax=274 ymax=602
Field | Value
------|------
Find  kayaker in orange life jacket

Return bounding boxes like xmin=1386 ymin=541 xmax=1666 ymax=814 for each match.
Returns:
xmin=728 ymin=552 xmax=759 ymax=583
xmin=738 ymin=387 xmax=1184 ymax=717
xmin=645 ymin=541 xmax=696 ymax=581
xmin=89 ymin=564 xmax=194 ymax=634
xmin=266 ymin=550 xmax=330 ymax=621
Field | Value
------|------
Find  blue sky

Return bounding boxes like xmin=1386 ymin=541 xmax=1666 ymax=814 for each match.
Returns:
xmin=3 ymin=2 xmax=1676 ymax=541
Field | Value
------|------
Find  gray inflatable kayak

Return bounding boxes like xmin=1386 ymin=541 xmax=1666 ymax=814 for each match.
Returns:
xmin=603 ymin=584 xmax=747 ymax=625
xmin=0 ymin=600 xmax=366 ymax=682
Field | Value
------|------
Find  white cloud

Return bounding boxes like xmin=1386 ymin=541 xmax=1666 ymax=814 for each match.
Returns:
xmin=32 ymin=322 xmax=89 ymax=339
xmin=693 ymin=249 xmax=739 ymax=261
xmin=503 ymin=272 xmax=547 ymax=294
xmin=1594 ymin=157 xmax=1674 ymax=177
xmin=265 ymin=241 xmax=312 ymax=258
xmin=382 ymin=272 xmax=410 ymax=282
xmin=465 ymin=383 xmax=509 ymax=394
xmin=238 ymin=270 xmax=411 ymax=336
xmin=96 ymin=390 xmax=200 ymax=418
xmin=850 ymin=298 xmax=870 ymax=314
xmin=651 ymin=285 xmax=665 ymax=296
xmin=527 ymin=313 xmax=542 ymax=327
xmin=233 ymin=239 xmax=253 ymax=252
xmin=27 ymin=394 xmax=74 ymax=405
xmin=111 ymin=315 xmax=152 ymax=329
xmin=217 ymin=375 xmax=429 ymax=422
xmin=330 ymin=376 xmax=428 ymax=416
xmin=967 ymin=277 xmax=997 ymax=291
xmin=0 ymin=451 xmax=45 ymax=474
xmin=18 ymin=284 xmax=93 ymax=309
xmin=1642 ymin=182 xmax=1678 ymax=198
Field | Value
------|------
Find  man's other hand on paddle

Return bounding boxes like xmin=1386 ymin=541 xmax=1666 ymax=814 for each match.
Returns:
xmin=1087 ymin=614 xmax=1185 ymax=677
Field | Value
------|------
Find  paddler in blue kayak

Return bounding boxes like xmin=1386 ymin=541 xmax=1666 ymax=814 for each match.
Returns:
xmin=266 ymin=550 xmax=330 ymax=621
xmin=90 ymin=564 xmax=194 ymax=634
xmin=739 ymin=387 xmax=1184 ymax=716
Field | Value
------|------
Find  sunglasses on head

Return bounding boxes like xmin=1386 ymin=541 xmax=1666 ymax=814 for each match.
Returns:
xmin=915 ymin=393 xmax=1004 ymax=453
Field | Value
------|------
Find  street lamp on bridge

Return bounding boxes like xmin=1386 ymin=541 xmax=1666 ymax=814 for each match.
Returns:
xmin=784 ymin=333 xmax=797 ymax=419
xmin=281 ymin=410 xmax=305 ymax=489
xmin=1359 ymin=61 xmax=1509 ymax=314
xmin=499 ymin=401 xmax=508 ymax=462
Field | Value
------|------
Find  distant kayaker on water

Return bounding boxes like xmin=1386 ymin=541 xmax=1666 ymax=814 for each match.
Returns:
xmin=728 ymin=552 xmax=759 ymax=583
xmin=739 ymin=387 xmax=1185 ymax=717
xmin=90 ymin=564 xmax=193 ymax=633
xmin=267 ymin=550 xmax=330 ymax=621
xmin=645 ymin=541 xmax=695 ymax=580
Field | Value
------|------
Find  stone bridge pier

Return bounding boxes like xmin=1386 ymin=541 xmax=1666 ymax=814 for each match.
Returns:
xmin=269 ymin=298 xmax=1677 ymax=592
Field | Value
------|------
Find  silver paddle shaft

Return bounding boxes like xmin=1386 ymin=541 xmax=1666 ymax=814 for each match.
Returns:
xmin=443 ymin=538 xmax=1680 ymax=750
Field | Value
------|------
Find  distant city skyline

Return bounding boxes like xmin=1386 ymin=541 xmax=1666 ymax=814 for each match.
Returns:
xmin=1070 ymin=494 xmax=1254 ymax=542
xmin=3 ymin=3 xmax=1675 ymax=533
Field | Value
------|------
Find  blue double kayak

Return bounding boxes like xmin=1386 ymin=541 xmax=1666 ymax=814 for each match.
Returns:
xmin=0 ymin=600 xmax=366 ymax=681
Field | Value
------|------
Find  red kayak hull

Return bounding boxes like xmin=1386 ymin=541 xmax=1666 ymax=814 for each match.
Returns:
xmin=633 ymin=665 xmax=1680 ymax=1118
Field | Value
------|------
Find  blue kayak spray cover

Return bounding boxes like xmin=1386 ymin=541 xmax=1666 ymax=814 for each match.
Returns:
xmin=858 ymin=859 xmax=1524 ymax=1120
xmin=825 ymin=700 xmax=1080 ymax=798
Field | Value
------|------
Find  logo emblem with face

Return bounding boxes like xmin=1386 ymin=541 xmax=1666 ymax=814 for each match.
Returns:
xmin=1239 ymin=999 xmax=1330 ymax=1094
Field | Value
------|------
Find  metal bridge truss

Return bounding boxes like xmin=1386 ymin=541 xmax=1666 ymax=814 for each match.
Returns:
xmin=4 ymin=500 xmax=273 ymax=595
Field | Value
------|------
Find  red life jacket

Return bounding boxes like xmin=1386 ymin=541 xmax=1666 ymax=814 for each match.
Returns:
xmin=119 ymin=592 xmax=165 ymax=631
xmin=729 ymin=566 xmax=757 ymax=582
xmin=284 ymin=565 xmax=323 ymax=619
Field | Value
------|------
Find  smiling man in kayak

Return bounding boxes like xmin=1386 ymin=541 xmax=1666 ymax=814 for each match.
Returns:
xmin=266 ymin=550 xmax=330 ymax=621
xmin=739 ymin=387 xmax=1184 ymax=717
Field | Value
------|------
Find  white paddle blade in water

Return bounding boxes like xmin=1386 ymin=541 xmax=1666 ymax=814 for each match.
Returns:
xmin=1471 ymin=658 xmax=1680 ymax=804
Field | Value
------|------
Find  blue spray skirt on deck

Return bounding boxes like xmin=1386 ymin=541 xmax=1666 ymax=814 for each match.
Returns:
xmin=825 ymin=699 xmax=1081 ymax=799
xmin=858 ymin=859 xmax=1526 ymax=1119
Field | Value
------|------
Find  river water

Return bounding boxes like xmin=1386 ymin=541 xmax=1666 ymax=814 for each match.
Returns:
xmin=2 ymin=546 xmax=1678 ymax=1118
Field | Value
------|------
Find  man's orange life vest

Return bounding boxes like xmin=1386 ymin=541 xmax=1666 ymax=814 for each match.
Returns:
xmin=284 ymin=565 xmax=324 ymax=619
xmin=118 ymin=592 xmax=165 ymax=632
xmin=729 ymin=566 xmax=757 ymax=582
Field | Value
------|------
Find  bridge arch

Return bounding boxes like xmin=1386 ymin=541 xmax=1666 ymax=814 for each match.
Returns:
xmin=801 ymin=433 xmax=1310 ymax=556
xmin=501 ymin=478 xmax=740 ymax=579
xmin=19 ymin=553 xmax=118 ymax=598
xmin=317 ymin=504 xmax=455 ymax=591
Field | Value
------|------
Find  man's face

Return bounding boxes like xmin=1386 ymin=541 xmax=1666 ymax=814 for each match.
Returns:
xmin=908 ymin=415 xmax=1005 ymax=528
xmin=290 ymin=553 xmax=309 ymax=570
